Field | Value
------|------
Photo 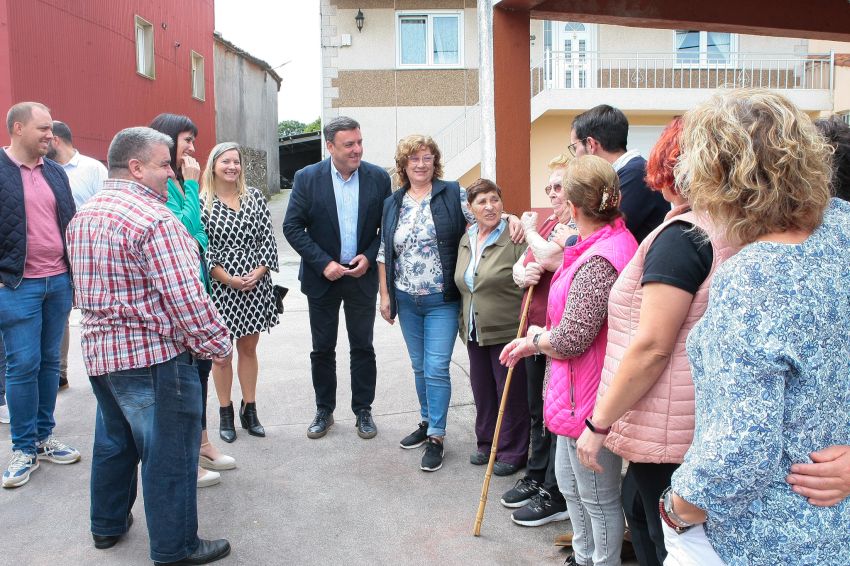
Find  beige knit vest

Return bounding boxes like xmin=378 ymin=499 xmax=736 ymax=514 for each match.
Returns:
xmin=599 ymin=211 xmax=738 ymax=463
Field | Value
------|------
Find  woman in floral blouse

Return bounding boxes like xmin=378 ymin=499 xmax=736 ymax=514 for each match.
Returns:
xmin=661 ymin=89 xmax=850 ymax=566
xmin=377 ymin=135 xmax=471 ymax=472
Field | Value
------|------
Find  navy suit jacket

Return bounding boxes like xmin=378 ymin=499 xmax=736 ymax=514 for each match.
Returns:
xmin=282 ymin=158 xmax=392 ymax=298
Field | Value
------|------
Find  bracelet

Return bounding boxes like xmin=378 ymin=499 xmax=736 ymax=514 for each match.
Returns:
xmin=584 ymin=417 xmax=611 ymax=435
xmin=659 ymin=486 xmax=695 ymax=534
xmin=227 ymin=275 xmax=233 ymax=288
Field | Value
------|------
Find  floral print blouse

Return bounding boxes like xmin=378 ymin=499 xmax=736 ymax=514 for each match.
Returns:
xmin=671 ymin=198 xmax=850 ymax=566
xmin=377 ymin=189 xmax=475 ymax=296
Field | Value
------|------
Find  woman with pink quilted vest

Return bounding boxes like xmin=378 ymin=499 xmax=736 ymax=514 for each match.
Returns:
xmin=501 ymin=155 xmax=637 ymax=566
xmin=574 ymin=117 xmax=738 ymax=566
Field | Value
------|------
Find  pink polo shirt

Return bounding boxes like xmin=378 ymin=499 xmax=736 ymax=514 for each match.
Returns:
xmin=4 ymin=148 xmax=67 ymax=277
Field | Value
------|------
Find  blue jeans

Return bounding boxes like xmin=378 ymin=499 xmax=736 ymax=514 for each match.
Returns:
xmin=0 ymin=273 xmax=72 ymax=453
xmin=0 ymin=333 xmax=6 ymax=406
xmin=556 ymin=435 xmax=624 ymax=566
xmin=395 ymin=290 xmax=459 ymax=437
xmin=89 ymin=352 xmax=203 ymax=563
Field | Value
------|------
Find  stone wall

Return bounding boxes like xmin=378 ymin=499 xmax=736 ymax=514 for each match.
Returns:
xmin=241 ymin=146 xmax=269 ymax=197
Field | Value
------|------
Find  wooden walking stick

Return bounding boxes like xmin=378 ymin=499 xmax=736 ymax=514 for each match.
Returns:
xmin=473 ymin=285 xmax=536 ymax=536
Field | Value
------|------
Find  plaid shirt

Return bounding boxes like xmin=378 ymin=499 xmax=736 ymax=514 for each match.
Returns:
xmin=66 ymin=178 xmax=232 ymax=376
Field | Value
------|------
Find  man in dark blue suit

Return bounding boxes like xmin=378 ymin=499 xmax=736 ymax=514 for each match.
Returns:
xmin=283 ymin=117 xmax=391 ymax=440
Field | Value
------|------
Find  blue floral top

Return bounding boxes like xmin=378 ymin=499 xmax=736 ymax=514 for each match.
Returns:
xmin=377 ymin=189 xmax=475 ymax=295
xmin=672 ymin=199 xmax=850 ymax=566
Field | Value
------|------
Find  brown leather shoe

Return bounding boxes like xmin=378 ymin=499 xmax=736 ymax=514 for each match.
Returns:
xmin=553 ymin=532 xmax=573 ymax=547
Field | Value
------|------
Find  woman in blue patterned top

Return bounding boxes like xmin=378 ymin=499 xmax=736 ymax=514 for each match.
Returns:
xmin=377 ymin=135 xmax=474 ymax=473
xmin=660 ymin=89 xmax=850 ymax=566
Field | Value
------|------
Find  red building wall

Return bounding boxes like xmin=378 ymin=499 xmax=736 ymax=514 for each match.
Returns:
xmin=0 ymin=0 xmax=216 ymax=164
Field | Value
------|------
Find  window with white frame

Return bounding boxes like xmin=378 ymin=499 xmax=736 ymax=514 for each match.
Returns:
xmin=135 ymin=15 xmax=155 ymax=78
xmin=675 ymin=30 xmax=735 ymax=65
xmin=191 ymin=51 xmax=205 ymax=100
xmin=397 ymin=12 xmax=463 ymax=68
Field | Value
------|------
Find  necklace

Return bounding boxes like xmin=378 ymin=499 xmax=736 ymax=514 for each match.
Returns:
xmin=407 ymin=185 xmax=432 ymax=203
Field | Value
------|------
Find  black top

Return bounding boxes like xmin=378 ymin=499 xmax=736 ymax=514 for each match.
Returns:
xmin=641 ymin=221 xmax=714 ymax=295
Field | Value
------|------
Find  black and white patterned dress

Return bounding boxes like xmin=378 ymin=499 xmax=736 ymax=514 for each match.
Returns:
xmin=203 ymin=187 xmax=279 ymax=338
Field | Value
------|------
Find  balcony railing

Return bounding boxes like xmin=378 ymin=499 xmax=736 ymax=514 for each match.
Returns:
xmin=433 ymin=104 xmax=482 ymax=164
xmin=531 ymin=52 xmax=834 ymax=96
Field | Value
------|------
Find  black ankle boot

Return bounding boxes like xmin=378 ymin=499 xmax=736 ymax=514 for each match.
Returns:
xmin=219 ymin=404 xmax=236 ymax=443
xmin=240 ymin=400 xmax=265 ymax=437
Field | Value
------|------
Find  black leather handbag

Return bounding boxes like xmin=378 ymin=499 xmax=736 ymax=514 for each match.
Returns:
xmin=272 ymin=285 xmax=288 ymax=314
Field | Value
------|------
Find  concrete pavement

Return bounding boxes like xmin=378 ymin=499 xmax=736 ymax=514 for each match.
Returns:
xmin=0 ymin=191 xmax=611 ymax=566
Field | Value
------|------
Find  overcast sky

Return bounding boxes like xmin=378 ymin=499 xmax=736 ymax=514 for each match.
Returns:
xmin=214 ymin=0 xmax=322 ymax=124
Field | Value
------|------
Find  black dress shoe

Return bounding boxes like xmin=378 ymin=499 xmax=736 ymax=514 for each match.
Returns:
xmin=154 ymin=538 xmax=231 ymax=565
xmin=219 ymin=404 xmax=236 ymax=443
xmin=239 ymin=400 xmax=265 ymax=437
xmin=307 ymin=409 xmax=333 ymax=439
xmin=93 ymin=512 xmax=133 ymax=549
xmin=469 ymin=451 xmax=489 ymax=465
xmin=355 ymin=409 xmax=377 ymax=439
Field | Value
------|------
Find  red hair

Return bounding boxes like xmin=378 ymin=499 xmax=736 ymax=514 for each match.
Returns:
xmin=645 ymin=116 xmax=683 ymax=195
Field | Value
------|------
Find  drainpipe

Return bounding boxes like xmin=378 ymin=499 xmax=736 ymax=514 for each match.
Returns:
xmin=479 ymin=0 xmax=496 ymax=181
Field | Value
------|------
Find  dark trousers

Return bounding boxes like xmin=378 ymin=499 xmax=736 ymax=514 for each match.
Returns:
xmin=524 ymin=354 xmax=563 ymax=501
xmin=466 ymin=338 xmax=530 ymax=466
xmin=89 ymin=351 xmax=202 ymax=563
xmin=197 ymin=359 xmax=212 ymax=431
xmin=622 ymin=462 xmax=679 ymax=566
xmin=307 ymin=277 xmax=377 ymax=414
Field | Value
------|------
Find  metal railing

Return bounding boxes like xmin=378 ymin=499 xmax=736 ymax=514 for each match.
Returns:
xmin=432 ymin=104 xmax=482 ymax=164
xmin=531 ymin=52 xmax=834 ymax=95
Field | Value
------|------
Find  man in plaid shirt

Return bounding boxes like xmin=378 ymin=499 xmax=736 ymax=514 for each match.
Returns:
xmin=66 ymin=127 xmax=232 ymax=566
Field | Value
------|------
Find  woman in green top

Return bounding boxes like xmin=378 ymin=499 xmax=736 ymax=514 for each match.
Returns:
xmin=150 ymin=113 xmax=236 ymax=488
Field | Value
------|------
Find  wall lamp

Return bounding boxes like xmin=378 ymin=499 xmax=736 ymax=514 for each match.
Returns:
xmin=355 ymin=9 xmax=365 ymax=32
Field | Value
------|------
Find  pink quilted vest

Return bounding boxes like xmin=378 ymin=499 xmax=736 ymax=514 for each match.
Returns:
xmin=599 ymin=211 xmax=739 ymax=463
xmin=544 ymin=218 xmax=637 ymax=439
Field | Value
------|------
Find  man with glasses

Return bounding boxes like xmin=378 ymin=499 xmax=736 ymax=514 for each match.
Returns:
xmin=569 ymin=105 xmax=668 ymax=242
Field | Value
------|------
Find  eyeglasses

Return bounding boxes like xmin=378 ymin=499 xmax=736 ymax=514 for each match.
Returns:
xmin=408 ymin=155 xmax=434 ymax=165
xmin=544 ymin=183 xmax=562 ymax=195
xmin=567 ymin=139 xmax=586 ymax=157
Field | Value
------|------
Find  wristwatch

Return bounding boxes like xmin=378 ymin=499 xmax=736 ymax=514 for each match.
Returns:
xmin=532 ymin=333 xmax=543 ymax=355
xmin=659 ymin=486 xmax=695 ymax=534
xmin=584 ymin=417 xmax=611 ymax=435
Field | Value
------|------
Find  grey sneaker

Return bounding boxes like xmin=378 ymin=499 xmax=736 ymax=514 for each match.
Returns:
xmin=400 ymin=421 xmax=428 ymax=449
xmin=36 ymin=436 xmax=81 ymax=464
xmin=2 ymin=451 xmax=39 ymax=488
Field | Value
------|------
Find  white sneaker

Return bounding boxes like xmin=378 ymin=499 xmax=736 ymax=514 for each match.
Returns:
xmin=36 ymin=436 xmax=81 ymax=464
xmin=197 ymin=468 xmax=221 ymax=488
xmin=0 ymin=405 xmax=9 ymax=424
xmin=2 ymin=451 xmax=39 ymax=488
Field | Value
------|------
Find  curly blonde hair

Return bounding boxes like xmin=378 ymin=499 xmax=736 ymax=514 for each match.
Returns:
xmin=394 ymin=134 xmax=443 ymax=187
xmin=676 ymin=89 xmax=832 ymax=245
xmin=548 ymin=153 xmax=571 ymax=170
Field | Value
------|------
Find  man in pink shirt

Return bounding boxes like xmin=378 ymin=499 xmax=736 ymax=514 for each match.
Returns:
xmin=0 ymin=102 xmax=79 ymax=489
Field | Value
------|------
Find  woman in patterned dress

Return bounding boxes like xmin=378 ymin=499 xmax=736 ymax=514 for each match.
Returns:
xmin=659 ymin=89 xmax=850 ymax=566
xmin=200 ymin=142 xmax=279 ymax=443
xmin=150 ymin=113 xmax=235 ymax=487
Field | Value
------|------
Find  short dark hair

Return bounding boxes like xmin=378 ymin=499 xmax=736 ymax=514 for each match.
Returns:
xmin=572 ymin=104 xmax=629 ymax=153
xmin=323 ymin=116 xmax=359 ymax=144
xmin=52 ymin=121 xmax=73 ymax=144
xmin=149 ymin=113 xmax=198 ymax=183
xmin=6 ymin=101 xmax=50 ymax=134
xmin=107 ymin=127 xmax=173 ymax=174
xmin=815 ymin=115 xmax=850 ymax=202
xmin=465 ymin=178 xmax=502 ymax=204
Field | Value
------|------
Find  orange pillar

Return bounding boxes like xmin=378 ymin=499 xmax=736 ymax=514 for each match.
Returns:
xmin=493 ymin=7 xmax=531 ymax=214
